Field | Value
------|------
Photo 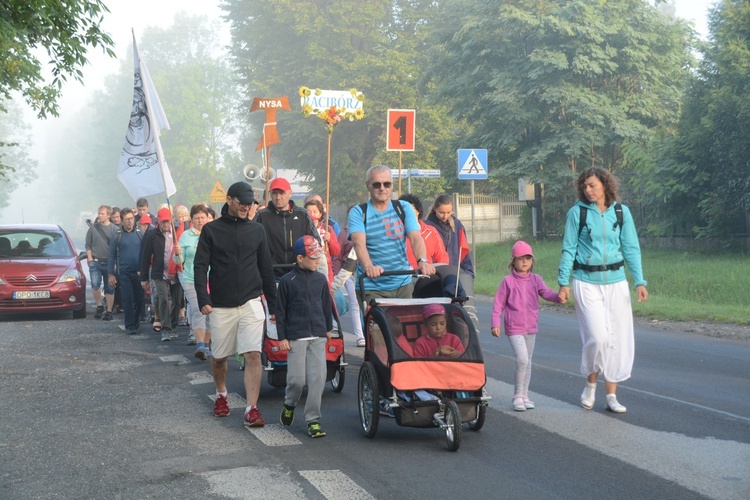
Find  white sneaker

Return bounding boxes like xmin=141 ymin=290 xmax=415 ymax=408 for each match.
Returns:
xmin=606 ymin=395 xmax=627 ymax=413
xmin=580 ymin=383 xmax=596 ymax=410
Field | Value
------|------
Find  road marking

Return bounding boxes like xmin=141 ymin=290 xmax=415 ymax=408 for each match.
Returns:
xmin=202 ymin=465 xmax=305 ymax=498
xmin=246 ymin=423 xmax=302 ymax=446
xmin=188 ymin=371 xmax=213 ymax=385
xmin=159 ymin=354 xmax=190 ymax=365
xmin=209 ymin=392 xmax=246 ymax=409
xmin=484 ymin=377 xmax=750 ymax=498
xmin=502 ymin=356 xmax=750 ymax=424
xmin=299 ymin=470 xmax=374 ymax=500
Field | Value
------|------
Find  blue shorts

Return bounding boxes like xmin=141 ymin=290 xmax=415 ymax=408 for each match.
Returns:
xmin=89 ymin=260 xmax=114 ymax=294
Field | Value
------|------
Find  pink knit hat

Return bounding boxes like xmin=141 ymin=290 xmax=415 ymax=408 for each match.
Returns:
xmin=512 ymin=240 xmax=534 ymax=258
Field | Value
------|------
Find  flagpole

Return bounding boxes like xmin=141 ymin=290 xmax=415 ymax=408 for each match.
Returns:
xmin=132 ymin=29 xmax=175 ymax=240
xmin=132 ymin=30 xmax=172 ymax=209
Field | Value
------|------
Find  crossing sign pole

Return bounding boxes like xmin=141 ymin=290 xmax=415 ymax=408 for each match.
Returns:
xmin=457 ymin=149 xmax=488 ymax=265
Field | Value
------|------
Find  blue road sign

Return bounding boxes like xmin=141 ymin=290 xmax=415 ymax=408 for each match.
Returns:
xmin=457 ymin=149 xmax=488 ymax=180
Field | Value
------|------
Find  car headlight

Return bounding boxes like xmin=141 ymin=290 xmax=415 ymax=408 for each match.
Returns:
xmin=57 ymin=269 xmax=83 ymax=283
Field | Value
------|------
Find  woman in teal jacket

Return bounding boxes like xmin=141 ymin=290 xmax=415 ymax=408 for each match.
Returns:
xmin=174 ymin=204 xmax=212 ymax=360
xmin=558 ymin=167 xmax=648 ymax=414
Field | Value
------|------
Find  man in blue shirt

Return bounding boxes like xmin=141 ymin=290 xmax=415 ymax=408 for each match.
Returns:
xmin=348 ymin=164 xmax=435 ymax=307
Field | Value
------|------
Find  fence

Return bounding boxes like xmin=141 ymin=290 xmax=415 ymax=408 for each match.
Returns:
xmin=454 ymin=194 xmax=524 ymax=243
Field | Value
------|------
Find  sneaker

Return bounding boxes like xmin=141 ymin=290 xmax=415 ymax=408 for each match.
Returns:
xmin=280 ymin=404 xmax=295 ymax=427
xmin=126 ymin=328 xmax=138 ymax=335
xmin=161 ymin=332 xmax=171 ymax=342
xmin=170 ymin=331 xmax=178 ymax=339
xmin=214 ymin=394 xmax=230 ymax=417
xmin=512 ymin=397 xmax=526 ymax=412
xmin=194 ymin=344 xmax=208 ymax=361
xmin=606 ymin=394 xmax=627 ymax=414
xmin=307 ymin=421 xmax=326 ymax=438
xmin=523 ymin=397 xmax=535 ymax=410
xmin=244 ymin=407 xmax=265 ymax=427
xmin=379 ymin=400 xmax=395 ymax=417
xmin=356 ymin=338 xmax=366 ymax=347
xmin=102 ymin=311 xmax=113 ymax=321
xmin=187 ymin=333 xmax=196 ymax=345
xmin=178 ymin=317 xmax=188 ymax=327
xmin=94 ymin=305 xmax=104 ymax=319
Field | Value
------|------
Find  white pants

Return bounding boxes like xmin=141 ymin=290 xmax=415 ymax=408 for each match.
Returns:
xmin=344 ymin=277 xmax=364 ymax=339
xmin=572 ymin=280 xmax=634 ymax=383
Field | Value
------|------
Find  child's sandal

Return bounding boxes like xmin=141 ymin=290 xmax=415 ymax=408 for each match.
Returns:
xmin=512 ymin=396 xmax=526 ymax=412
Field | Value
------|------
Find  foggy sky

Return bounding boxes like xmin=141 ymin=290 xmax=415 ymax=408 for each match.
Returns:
xmin=0 ymin=0 xmax=712 ymax=228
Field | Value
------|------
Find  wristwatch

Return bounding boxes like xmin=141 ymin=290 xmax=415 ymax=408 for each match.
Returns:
xmin=417 ymin=257 xmax=428 ymax=264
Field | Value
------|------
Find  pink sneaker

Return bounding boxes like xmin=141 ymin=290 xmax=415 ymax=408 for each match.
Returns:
xmin=214 ymin=394 xmax=230 ymax=417
xmin=244 ymin=406 xmax=265 ymax=427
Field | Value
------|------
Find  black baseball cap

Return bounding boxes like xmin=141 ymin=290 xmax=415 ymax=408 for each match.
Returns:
xmin=227 ymin=181 xmax=257 ymax=205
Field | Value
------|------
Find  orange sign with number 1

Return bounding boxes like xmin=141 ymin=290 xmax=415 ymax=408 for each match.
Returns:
xmin=386 ymin=109 xmax=415 ymax=151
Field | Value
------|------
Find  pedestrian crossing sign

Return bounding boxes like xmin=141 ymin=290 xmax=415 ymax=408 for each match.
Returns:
xmin=457 ymin=149 xmax=488 ymax=180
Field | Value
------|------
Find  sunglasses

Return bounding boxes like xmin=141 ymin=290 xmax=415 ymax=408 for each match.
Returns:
xmin=370 ymin=181 xmax=393 ymax=189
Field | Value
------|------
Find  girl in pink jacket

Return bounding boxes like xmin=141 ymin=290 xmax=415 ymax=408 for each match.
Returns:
xmin=491 ymin=241 xmax=564 ymax=411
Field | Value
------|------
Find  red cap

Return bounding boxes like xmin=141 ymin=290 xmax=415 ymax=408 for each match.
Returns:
xmin=140 ymin=214 xmax=152 ymax=224
xmin=157 ymin=207 xmax=172 ymax=222
xmin=423 ymin=303 xmax=445 ymax=320
xmin=269 ymin=177 xmax=292 ymax=192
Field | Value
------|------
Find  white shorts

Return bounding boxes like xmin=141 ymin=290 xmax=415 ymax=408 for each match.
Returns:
xmin=209 ymin=297 xmax=266 ymax=359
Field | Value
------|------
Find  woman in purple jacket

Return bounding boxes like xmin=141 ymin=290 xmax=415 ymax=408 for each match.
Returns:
xmin=491 ymin=241 xmax=564 ymax=411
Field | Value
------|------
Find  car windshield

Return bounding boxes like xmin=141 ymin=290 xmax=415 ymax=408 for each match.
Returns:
xmin=0 ymin=230 xmax=74 ymax=258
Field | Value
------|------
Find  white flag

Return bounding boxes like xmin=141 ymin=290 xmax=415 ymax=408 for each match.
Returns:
xmin=117 ymin=36 xmax=176 ymax=199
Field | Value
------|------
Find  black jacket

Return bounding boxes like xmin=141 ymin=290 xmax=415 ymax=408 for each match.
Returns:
xmin=276 ymin=264 xmax=333 ymax=341
xmin=193 ymin=206 xmax=276 ymax=313
xmin=255 ymin=200 xmax=319 ymax=280
xmin=139 ymin=228 xmax=172 ymax=280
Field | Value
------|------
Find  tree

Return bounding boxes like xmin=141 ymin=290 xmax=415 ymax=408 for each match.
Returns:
xmin=47 ymin=15 xmax=244 ymax=230
xmin=0 ymin=100 xmax=37 ymax=217
xmin=677 ymin=0 xmax=750 ymax=238
xmin=427 ymin=0 xmax=693 ymax=234
xmin=0 ymin=0 xmax=115 ymax=119
xmin=222 ymin=0 xmax=459 ymax=205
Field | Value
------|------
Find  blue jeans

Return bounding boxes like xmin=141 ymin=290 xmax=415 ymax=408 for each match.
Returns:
xmin=89 ymin=260 xmax=114 ymax=294
xmin=119 ymin=271 xmax=145 ymax=331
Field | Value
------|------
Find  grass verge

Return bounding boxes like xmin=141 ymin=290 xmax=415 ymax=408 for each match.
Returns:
xmin=474 ymin=241 xmax=750 ymax=325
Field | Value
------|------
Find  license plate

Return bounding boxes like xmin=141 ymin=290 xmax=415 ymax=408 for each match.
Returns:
xmin=13 ymin=291 xmax=51 ymax=299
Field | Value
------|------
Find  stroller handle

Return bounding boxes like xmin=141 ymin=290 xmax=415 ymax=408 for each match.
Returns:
xmin=357 ymin=269 xmax=424 ymax=305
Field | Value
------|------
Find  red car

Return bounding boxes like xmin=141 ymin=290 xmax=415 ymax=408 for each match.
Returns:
xmin=0 ymin=224 xmax=87 ymax=318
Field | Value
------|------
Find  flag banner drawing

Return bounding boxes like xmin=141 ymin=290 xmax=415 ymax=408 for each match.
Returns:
xmin=117 ymin=35 xmax=176 ymax=199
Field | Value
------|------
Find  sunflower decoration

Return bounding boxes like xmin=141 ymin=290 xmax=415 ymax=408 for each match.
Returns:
xmin=299 ymin=86 xmax=365 ymax=134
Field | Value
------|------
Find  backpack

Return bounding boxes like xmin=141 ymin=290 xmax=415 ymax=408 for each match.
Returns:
xmin=578 ymin=202 xmax=623 ymax=238
xmin=359 ymin=200 xmax=406 ymax=228
xmin=574 ymin=202 xmax=625 ymax=273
